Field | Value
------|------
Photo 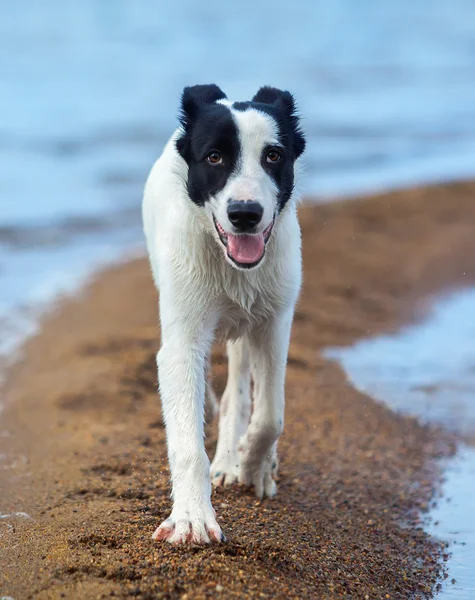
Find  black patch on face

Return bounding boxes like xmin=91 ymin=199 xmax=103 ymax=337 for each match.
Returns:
xmin=233 ymin=86 xmax=306 ymax=211
xmin=175 ymin=84 xmax=306 ymax=211
xmin=176 ymin=85 xmax=239 ymax=207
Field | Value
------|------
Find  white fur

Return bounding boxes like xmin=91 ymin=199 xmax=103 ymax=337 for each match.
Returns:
xmin=142 ymin=107 xmax=302 ymax=544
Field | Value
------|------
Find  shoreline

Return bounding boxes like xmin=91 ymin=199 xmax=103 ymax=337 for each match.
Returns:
xmin=1 ymin=181 xmax=475 ymax=599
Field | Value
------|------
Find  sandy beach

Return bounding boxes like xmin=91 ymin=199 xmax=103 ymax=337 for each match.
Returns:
xmin=1 ymin=181 xmax=475 ymax=599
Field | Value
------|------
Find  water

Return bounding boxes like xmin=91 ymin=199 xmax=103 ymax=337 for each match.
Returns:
xmin=325 ymin=288 xmax=475 ymax=597
xmin=0 ymin=224 xmax=143 ymax=380
xmin=1 ymin=3 xmax=475 ymax=377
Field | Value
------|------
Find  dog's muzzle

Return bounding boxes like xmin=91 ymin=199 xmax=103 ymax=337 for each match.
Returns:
xmin=213 ymin=216 xmax=274 ymax=269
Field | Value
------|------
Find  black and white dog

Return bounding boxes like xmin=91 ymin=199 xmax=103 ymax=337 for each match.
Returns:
xmin=142 ymin=84 xmax=305 ymax=544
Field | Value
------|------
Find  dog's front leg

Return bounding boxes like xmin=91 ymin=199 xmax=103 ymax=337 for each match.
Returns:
xmin=239 ymin=310 xmax=294 ymax=499
xmin=152 ymin=329 xmax=223 ymax=544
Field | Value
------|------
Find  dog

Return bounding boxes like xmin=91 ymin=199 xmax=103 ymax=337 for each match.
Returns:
xmin=142 ymin=84 xmax=305 ymax=544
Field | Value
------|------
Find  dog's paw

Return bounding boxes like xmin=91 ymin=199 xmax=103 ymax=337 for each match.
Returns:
xmin=238 ymin=438 xmax=277 ymax=499
xmin=210 ymin=454 xmax=240 ymax=488
xmin=152 ymin=510 xmax=224 ymax=544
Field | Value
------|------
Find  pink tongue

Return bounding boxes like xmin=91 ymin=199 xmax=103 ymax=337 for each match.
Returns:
xmin=227 ymin=233 xmax=265 ymax=264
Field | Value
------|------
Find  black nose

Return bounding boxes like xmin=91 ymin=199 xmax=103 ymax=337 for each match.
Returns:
xmin=227 ymin=200 xmax=263 ymax=231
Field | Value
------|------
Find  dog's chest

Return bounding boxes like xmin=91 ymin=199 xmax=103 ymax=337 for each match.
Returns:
xmin=214 ymin=269 xmax=281 ymax=340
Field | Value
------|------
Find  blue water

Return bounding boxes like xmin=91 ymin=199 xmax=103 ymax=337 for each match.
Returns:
xmin=325 ymin=289 xmax=475 ymax=597
xmin=1 ymin=0 xmax=475 ymax=364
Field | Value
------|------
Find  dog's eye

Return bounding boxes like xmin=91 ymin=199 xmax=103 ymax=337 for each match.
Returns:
xmin=266 ymin=149 xmax=281 ymax=163
xmin=206 ymin=151 xmax=223 ymax=165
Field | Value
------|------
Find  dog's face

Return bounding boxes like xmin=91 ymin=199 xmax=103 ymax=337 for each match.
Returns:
xmin=176 ymin=84 xmax=305 ymax=270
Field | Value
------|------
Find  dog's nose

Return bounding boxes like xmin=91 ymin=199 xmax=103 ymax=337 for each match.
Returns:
xmin=227 ymin=200 xmax=263 ymax=231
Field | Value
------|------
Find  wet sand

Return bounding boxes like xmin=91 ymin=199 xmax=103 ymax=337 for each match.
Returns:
xmin=1 ymin=181 xmax=475 ymax=599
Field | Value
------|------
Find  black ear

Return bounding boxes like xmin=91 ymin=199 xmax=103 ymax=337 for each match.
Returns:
xmin=252 ymin=86 xmax=294 ymax=109
xmin=252 ymin=86 xmax=306 ymax=158
xmin=177 ymin=84 xmax=227 ymax=160
xmin=179 ymin=84 xmax=227 ymax=130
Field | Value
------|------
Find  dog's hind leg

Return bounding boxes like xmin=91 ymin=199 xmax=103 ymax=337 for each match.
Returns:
xmin=238 ymin=309 xmax=293 ymax=499
xmin=210 ymin=337 xmax=251 ymax=488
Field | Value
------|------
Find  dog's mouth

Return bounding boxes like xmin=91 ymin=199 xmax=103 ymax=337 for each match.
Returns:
xmin=213 ymin=216 xmax=274 ymax=269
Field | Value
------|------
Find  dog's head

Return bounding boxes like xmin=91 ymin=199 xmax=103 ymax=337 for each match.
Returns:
xmin=176 ymin=84 xmax=305 ymax=270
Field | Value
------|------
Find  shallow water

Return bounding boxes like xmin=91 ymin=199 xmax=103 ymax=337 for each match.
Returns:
xmin=325 ymin=288 xmax=475 ymax=597
xmin=1 ymin=0 xmax=475 ymax=371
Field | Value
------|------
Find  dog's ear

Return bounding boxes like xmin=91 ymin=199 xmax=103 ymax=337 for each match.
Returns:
xmin=179 ymin=84 xmax=226 ymax=129
xmin=252 ymin=86 xmax=306 ymax=158
xmin=177 ymin=84 xmax=227 ymax=160
xmin=252 ymin=86 xmax=293 ymax=108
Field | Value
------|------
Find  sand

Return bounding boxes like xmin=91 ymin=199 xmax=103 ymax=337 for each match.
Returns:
xmin=1 ymin=181 xmax=475 ymax=599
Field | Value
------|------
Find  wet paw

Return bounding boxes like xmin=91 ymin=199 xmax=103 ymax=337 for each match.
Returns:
xmin=152 ymin=511 xmax=223 ymax=544
xmin=238 ymin=438 xmax=277 ymax=499
xmin=210 ymin=455 xmax=240 ymax=488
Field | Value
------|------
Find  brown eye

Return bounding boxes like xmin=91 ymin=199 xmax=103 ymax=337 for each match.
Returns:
xmin=267 ymin=149 xmax=281 ymax=163
xmin=206 ymin=151 xmax=222 ymax=164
